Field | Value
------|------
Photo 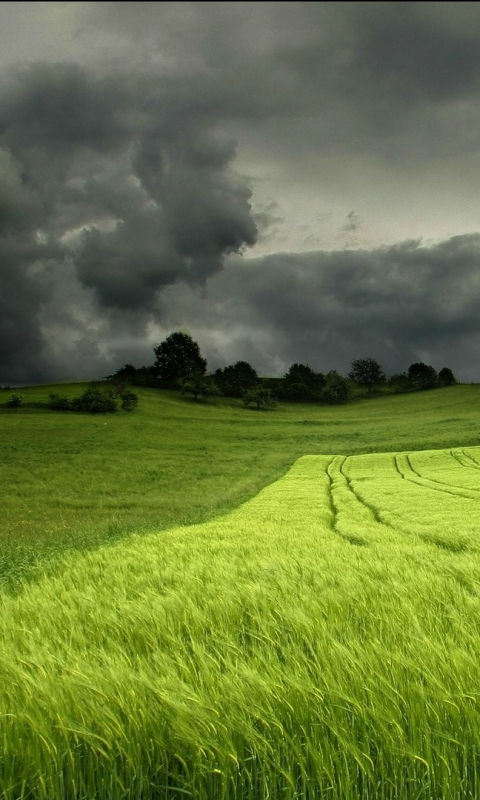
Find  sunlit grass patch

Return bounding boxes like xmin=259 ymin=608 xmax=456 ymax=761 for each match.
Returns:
xmin=3 ymin=449 xmax=480 ymax=797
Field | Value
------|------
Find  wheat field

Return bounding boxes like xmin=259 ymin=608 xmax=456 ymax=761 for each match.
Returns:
xmin=3 ymin=447 xmax=480 ymax=798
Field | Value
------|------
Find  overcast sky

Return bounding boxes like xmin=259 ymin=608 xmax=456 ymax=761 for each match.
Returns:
xmin=2 ymin=1 xmax=480 ymax=384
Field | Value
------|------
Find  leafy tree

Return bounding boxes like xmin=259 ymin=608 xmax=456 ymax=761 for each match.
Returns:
xmin=108 ymin=363 xmax=138 ymax=384
xmin=154 ymin=332 xmax=207 ymax=384
xmin=407 ymin=362 xmax=438 ymax=391
xmin=181 ymin=373 xmax=222 ymax=402
xmin=349 ymin=358 xmax=386 ymax=393
xmin=283 ymin=363 xmax=325 ymax=401
xmin=320 ymin=371 xmax=351 ymax=404
xmin=213 ymin=361 xmax=259 ymax=398
xmin=107 ymin=364 xmax=158 ymax=387
xmin=102 ymin=382 xmax=139 ymax=411
xmin=243 ymin=384 xmax=277 ymax=410
xmin=438 ymin=367 xmax=457 ymax=387
xmin=388 ymin=373 xmax=411 ymax=394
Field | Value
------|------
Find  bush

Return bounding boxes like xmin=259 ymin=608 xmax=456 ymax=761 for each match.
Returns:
xmin=6 ymin=393 xmax=23 ymax=408
xmin=48 ymin=393 xmax=71 ymax=411
xmin=70 ymin=388 xmax=118 ymax=414
xmin=120 ymin=390 xmax=139 ymax=412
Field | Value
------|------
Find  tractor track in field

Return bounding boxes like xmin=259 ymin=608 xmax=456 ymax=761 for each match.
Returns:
xmin=340 ymin=457 xmax=393 ymax=529
xmin=394 ymin=453 xmax=480 ymax=501
xmin=326 ymin=457 xmax=366 ymax=546
xmin=326 ymin=455 xmax=398 ymax=546
xmin=451 ymin=449 xmax=480 ymax=472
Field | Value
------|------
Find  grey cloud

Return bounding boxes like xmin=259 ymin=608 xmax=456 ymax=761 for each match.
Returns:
xmin=353 ymin=2 xmax=480 ymax=102
xmin=341 ymin=212 xmax=361 ymax=234
xmin=0 ymin=58 xmax=258 ymax=382
xmin=181 ymin=234 xmax=480 ymax=381
xmin=0 ymin=233 xmax=64 ymax=385
xmin=2 ymin=3 xmax=480 ymax=384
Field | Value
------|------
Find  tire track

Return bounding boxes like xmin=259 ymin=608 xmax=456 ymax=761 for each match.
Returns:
xmin=395 ymin=453 xmax=480 ymax=501
xmin=326 ymin=457 xmax=367 ymax=546
xmin=340 ymin=457 xmax=393 ymax=528
xmin=325 ymin=456 xmax=339 ymax=533
xmin=410 ymin=451 xmax=480 ymax=495
xmin=452 ymin=449 xmax=480 ymax=471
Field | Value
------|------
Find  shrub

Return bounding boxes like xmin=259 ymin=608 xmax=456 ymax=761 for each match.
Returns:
xmin=120 ymin=390 xmax=139 ymax=412
xmin=70 ymin=388 xmax=118 ymax=414
xmin=48 ymin=393 xmax=71 ymax=411
xmin=6 ymin=393 xmax=23 ymax=408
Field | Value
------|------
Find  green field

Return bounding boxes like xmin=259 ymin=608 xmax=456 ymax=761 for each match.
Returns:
xmin=2 ymin=384 xmax=480 ymax=798
xmin=2 ymin=383 xmax=480 ymax=588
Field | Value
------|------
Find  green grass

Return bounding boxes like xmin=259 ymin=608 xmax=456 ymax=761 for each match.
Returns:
xmin=4 ymin=449 xmax=480 ymax=798
xmin=1 ymin=382 xmax=480 ymax=588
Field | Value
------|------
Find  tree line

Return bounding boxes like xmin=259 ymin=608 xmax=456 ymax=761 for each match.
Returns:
xmin=108 ymin=331 xmax=457 ymax=409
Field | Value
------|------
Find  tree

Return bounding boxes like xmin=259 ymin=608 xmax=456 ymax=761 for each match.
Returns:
xmin=154 ymin=332 xmax=207 ymax=384
xmin=407 ymin=362 xmax=438 ymax=391
xmin=107 ymin=364 xmax=158 ymax=388
xmin=181 ymin=373 xmax=222 ymax=402
xmin=213 ymin=361 xmax=259 ymax=398
xmin=320 ymin=371 xmax=351 ymax=404
xmin=283 ymin=363 xmax=325 ymax=401
xmin=388 ymin=373 xmax=411 ymax=394
xmin=438 ymin=367 xmax=457 ymax=387
xmin=108 ymin=363 xmax=138 ymax=384
xmin=243 ymin=384 xmax=277 ymax=410
xmin=349 ymin=358 xmax=386 ymax=393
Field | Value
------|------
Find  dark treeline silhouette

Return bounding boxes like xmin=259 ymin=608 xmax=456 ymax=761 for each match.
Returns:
xmin=106 ymin=332 xmax=458 ymax=407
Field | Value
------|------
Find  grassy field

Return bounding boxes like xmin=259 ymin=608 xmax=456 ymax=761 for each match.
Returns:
xmin=1 ymin=382 xmax=480 ymax=588
xmin=2 ymin=384 xmax=480 ymax=798
xmin=3 ymin=447 xmax=480 ymax=798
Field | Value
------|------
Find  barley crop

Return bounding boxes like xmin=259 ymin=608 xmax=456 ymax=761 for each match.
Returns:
xmin=3 ymin=449 xmax=480 ymax=798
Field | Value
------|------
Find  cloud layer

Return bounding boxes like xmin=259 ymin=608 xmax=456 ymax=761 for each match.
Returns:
xmin=1 ymin=3 xmax=480 ymax=383
xmin=157 ymin=235 xmax=480 ymax=383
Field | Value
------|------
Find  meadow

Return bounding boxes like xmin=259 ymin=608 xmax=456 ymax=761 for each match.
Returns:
xmin=2 ymin=384 xmax=480 ymax=798
xmin=1 ymin=382 xmax=479 ymax=588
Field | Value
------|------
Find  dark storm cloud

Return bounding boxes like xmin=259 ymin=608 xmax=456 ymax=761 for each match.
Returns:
xmin=3 ymin=3 xmax=480 ymax=382
xmin=0 ymin=58 xmax=258 ymax=382
xmin=194 ymin=235 xmax=480 ymax=381
xmin=353 ymin=2 xmax=480 ymax=102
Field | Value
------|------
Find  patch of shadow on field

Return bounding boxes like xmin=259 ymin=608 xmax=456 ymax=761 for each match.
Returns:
xmin=451 ymin=572 xmax=478 ymax=596
xmin=335 ymin=531 xmax=367 ymax=546
xmin=295 ymin=419 xmax=344 ymax=426
xmin=419 ymin=533 xmax=469 ymax=554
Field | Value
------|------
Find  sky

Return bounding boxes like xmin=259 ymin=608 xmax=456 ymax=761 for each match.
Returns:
xmin=2 ymin=1 xmax=480 ymax=384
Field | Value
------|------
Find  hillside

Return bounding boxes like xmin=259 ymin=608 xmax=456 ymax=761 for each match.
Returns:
xmin=1 ymin=382 xmax=479 ymax=588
